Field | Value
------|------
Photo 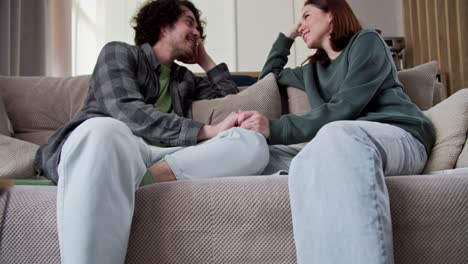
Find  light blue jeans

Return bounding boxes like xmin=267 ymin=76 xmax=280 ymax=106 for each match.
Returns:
xmin=269 ymin=121 xmax=427 ymax=264
xmin=56 ymin=117 xmax=269 ymax=264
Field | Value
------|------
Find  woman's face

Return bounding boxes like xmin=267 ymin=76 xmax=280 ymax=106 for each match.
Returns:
xmin=298 ymin=4 xmax=332 ymax=49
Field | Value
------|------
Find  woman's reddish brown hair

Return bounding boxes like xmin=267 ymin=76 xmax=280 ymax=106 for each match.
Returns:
xmin=304 ymin=0 xmax=362 ymax=64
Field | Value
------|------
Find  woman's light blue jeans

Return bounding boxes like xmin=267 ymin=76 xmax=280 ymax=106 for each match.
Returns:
xmin=56 ymin=117 xmax=269 ymax=264
xmin=267 ymin=121 xmax=428 ymax=264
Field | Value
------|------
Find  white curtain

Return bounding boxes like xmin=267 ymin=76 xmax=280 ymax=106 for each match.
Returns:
xmin=0 ymin=0 xmax=72 ymax=77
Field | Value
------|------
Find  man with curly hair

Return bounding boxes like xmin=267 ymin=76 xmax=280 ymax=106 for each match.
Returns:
xmin=34 ymin=0 xmax=269 ymax=263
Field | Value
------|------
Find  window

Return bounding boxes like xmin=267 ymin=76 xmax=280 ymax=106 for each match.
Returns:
xmin=72 ymin=0 xmax=143 ymax=75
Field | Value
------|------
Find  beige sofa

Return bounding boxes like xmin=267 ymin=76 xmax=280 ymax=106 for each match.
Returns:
xmin=1 ymin=61 xmax=468 ymax=263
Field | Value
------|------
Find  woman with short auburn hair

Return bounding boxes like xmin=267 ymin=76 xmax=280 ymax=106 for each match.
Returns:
xmin=237 ymin=0 xmax=435 ymax=263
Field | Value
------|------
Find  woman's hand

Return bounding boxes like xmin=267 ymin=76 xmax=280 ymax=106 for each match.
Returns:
xmin=237 ymin=111 xmax=270 ymax=138
xmin=288 ymin=21 xmax=302 ymax=40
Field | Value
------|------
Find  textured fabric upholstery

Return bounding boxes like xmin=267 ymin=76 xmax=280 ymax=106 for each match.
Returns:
xmin=433 ymin=81 xmax=446 ymax=106
xmin=0 ymin=135 xmax=39 ymax=179
xmin=388 ymin=174 xmax=468 ymax=264
xmin=0 ymin=186 xmax=60 ymax=263
xmin=1 ymin=175 xmax=468 ymax=264
xmin=423 ymin=89 xmax=468 ymax=172
xmin=13 ymin=130 xmax=56 ymax=146
xmin=0 ymin=75 xmax=90 ymax=134
xmin=286 ymin=87 xmax=311 ymax=115
xmin=456 ymin=137 xmax=468 ymax=168
xmin=127 ymin=176 xmax=295 ymax=264
xmin=397 ymin=61 xmax=439 ymax=110
xmin=0 ymin=97 xmax=13 ymax=137
xmin=192 ymin=73 xmax=281 ymax=124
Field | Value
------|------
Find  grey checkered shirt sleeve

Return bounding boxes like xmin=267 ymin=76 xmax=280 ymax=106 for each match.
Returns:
xmin=192 ymin=63 xmax=239 ymax=100
xmin=91 ymin=42 xmax=202 ymax=146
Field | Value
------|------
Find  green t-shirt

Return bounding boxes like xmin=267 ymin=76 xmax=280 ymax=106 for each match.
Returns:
xmin=141 ymin=65 xmax=173 ymax=186
xmin=154 ymin=65 xmax=172 ymax=113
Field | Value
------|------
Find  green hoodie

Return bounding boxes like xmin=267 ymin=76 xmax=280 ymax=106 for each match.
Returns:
xmin=262 ymin=29 xmax=435 ymax=154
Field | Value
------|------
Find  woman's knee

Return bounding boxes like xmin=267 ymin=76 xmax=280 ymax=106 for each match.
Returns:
xmin=289 ymin=121 xmax=377 ymax=185
xmin=315 ymin=121 xmax=364 ymax=141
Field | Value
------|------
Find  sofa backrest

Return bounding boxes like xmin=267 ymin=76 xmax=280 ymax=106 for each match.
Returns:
xmin=0 ymin=62 xmax=450 ymax=146
xmin=0 ymin=75 xmax=90 ymax=145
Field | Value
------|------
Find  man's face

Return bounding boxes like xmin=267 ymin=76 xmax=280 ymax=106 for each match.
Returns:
xmin=164 ymin=6 xmax=200 ymax=61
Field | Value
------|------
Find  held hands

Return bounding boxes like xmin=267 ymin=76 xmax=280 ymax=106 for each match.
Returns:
xmin=197 ymin=111 xmax=270 ymax=141
xmin=197 ymin=112 xmax=240 ymax=141
xmin=237 ymin=111 xmax=270 ymax=138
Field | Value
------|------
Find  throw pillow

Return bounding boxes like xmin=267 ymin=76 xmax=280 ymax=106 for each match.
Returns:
xmin=397 ymin=61 xmax=438 ymax=110
xmin=423 ymin=88 xmax=468 ymax=173
xmin=286 ymin=87 xmax=311 ymax=115
xmin=0 ymin=96 xmax=13 ymax=136
xmin=0 ymin=134 xmax=39 ymax=179
xmin=433 ymin=81 xmax=446 ymax=106
xmin=192 ymin=73 xmax=282 ymax=124
xmin=455 ymin=138 xmax=468 ymax=168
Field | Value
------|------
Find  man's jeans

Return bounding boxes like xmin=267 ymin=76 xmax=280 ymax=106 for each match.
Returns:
xmin=282 ymin=121 xmax=427 ymax=264
xmin=56 ymin=117 xmax=269 ymax=264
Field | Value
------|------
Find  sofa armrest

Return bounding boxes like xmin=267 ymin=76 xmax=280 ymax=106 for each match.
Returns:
xmin=387 ymin=173 xmax=468 ymax=264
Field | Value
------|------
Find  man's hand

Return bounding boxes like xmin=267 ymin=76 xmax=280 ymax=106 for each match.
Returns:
xmin=179 ymin=40 xmax=216 ymax=72
xmin=237 ymin=111 xmax=270 ymax=138
xmin=197 ymin=112 xmax=239 ymax=140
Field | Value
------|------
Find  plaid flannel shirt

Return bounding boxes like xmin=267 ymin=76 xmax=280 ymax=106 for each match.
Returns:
xmin=34 ymin=41 xmax=238 ymax=184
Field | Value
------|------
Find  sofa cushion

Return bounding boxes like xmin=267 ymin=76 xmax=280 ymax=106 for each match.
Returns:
xmin=286 ymin=87 xmax=311 ymax=115
xmin=3 ymin=175 xmax=468 ymax=264
xmin=0 ymin=134 xmax=39 ymax=179
xmin=423 ymin=88 xmax=468 ymax=173
xmin=192 ymin=73 xmax=281 ymax=124
xmin=397 ymin=61 xmax=438 ymax=110
xmin=433 ymin=81 xmax=446 ymax=106
xmin=0 ymin=75 xmax=90 ymax=134
xmin=14 ymin=131 xmax=56 ymax=146
xmin=0 ymin=96 xmax=13 ymax=136
xmin=455 ymin=138 xmax=468 ymax=168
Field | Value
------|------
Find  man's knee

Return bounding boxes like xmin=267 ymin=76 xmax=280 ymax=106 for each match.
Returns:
xmin=220 ymin=127 xmax=270 ymax=174
xmin=60 ymin=117 xmax=146 ymax=186
xmin=76 ymin=117 xmax=132 ymax=142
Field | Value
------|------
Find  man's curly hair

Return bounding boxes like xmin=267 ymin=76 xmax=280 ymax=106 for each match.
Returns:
xmin=132 ymin=0 xmax=206 ymax=46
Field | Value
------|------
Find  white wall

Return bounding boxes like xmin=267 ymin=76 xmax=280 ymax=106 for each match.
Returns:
xmin=236 ymin=0 xmax=296 ymax=71
xmin=73 ymin=0 xmax=404 ymax=75
xmin=182 ymin=0 xmax=237 ymax=72
xmin=234 ymin=0 xmax=403 ymax=72
xmin=347 ymin=0 xmax=404 ymax=37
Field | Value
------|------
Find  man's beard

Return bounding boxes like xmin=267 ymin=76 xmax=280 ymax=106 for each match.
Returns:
xmin=174 ymin=42 xmax=195 ymax=62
